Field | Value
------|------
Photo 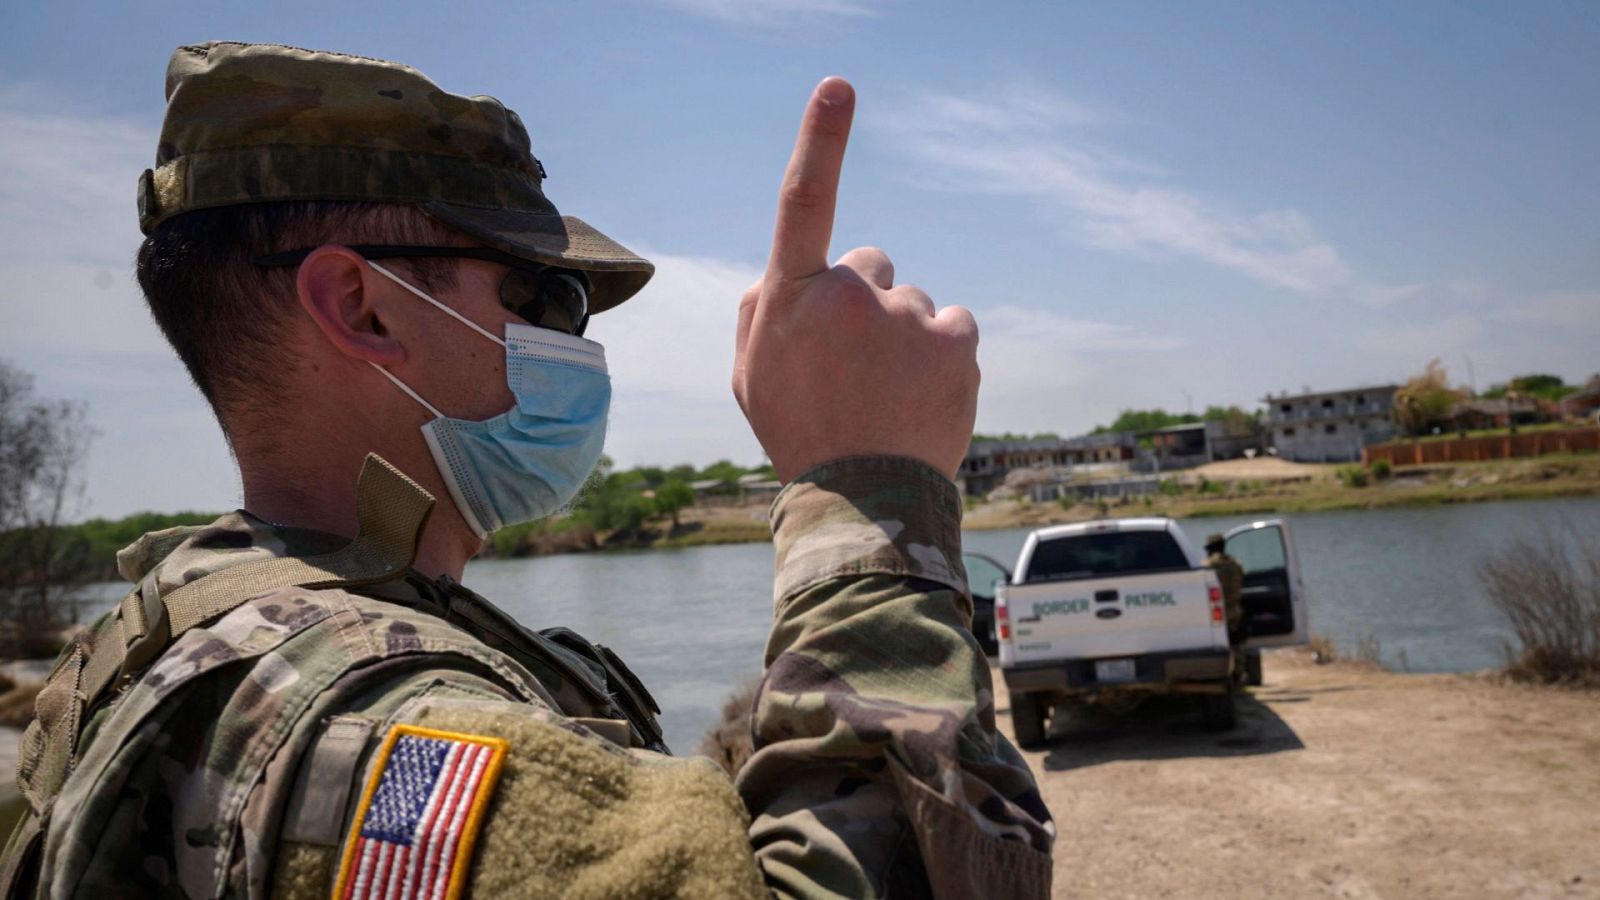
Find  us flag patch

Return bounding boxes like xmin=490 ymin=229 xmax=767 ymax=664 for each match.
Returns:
xmin=333 ymin=724 xmax=508 ymax=900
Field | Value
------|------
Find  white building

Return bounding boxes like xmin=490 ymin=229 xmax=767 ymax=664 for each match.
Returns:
xmin=1263 ymin=385 xmax=1400 ymax=462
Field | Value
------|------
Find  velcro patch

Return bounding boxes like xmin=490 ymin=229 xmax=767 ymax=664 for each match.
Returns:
xmin=333 ymin=724 xmax=508 ymax=900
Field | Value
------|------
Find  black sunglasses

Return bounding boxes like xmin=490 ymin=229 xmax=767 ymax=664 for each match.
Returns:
xmin=253 ymin=244 xmax=591 ymax=336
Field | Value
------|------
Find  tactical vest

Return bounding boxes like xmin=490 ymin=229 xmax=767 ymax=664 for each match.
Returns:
xmin=0 ymin=455 xmax=666 ymax=897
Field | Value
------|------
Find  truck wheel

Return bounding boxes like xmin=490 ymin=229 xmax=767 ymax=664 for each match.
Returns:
xmin=1245 ymin=650 xmax=1263 ymax=687
xmin=1010 ymin=692 xmax=1048 ymax=748
xmin=1198 ymin=692 xmax=1236 ymax=731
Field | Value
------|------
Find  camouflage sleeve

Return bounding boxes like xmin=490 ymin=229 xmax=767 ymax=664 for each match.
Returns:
xmin=737 ymin=456 xmax=1055 ymax=899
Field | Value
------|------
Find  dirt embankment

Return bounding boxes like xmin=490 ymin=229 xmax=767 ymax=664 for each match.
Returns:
xmin=999 ymin=650 xmax=1600 ymax=899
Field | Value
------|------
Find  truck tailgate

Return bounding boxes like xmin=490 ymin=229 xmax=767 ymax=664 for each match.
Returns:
xmin=1000 ymin=570 xmax=1221 ymax=666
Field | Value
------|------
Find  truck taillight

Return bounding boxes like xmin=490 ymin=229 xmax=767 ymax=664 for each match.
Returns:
xmin=1207 ymin=584 xmax=1224 ymax=624
xmin=1208 ymin=586 xmax=1221 ymax=604
xmin=996 ymin=598 xmax=1010 ymax=642
xmin=999 ymin=623 xmax=1011 ymax=640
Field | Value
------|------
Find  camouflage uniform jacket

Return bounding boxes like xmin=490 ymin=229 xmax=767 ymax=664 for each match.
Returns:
xmin=1207 ymin=551 xmax=1246 ymax=632
xmin=31 ymin=456 xmax=1053 ymax=898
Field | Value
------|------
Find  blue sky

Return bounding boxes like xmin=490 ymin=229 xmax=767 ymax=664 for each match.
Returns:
xmin=1 ymin=1 xmax=1596 ymax=518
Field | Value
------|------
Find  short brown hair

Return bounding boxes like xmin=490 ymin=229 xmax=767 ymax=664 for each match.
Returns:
xmin=136 ymin=202 xmax=462 ymax=427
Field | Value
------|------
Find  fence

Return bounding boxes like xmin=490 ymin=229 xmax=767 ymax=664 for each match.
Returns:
xmin=1362 ymin=428 xmax=1600 ymax=467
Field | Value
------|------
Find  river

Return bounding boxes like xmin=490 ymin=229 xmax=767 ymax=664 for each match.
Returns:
xmin=67 ymin=496 xmax=1600 ymax=755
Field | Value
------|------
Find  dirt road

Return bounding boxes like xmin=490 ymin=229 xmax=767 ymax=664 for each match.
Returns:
xmin=1000 ymin=650 xmax=1600 ymax=899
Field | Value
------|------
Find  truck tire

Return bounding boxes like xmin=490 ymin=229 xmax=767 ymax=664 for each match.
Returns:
xmin=1010 ymin=691 xmax=1048 ymax=748
xmin=1245 ymin=650 xmax=1263 ymax=686
xmin=1198 ymin=691 xmax=1236 ymax=731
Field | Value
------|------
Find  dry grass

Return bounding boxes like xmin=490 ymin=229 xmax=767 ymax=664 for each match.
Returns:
xmin=1477 ymin=528 xmax=1600 ymax=687
xmin=695 ymin=678 xmax=760 ymax=778
xmin=1307 ymin=634 xmax=1339 ymax=664
xmin=0 ymin=682 xmax=40 ymax=728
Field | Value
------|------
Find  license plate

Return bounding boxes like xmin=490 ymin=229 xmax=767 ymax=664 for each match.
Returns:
xmin=1094 ymin=658 xmax=1136 ymax=683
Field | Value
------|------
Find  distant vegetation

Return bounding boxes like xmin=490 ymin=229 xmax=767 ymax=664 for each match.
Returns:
xmin=484 ymin=455 xmax=774 ymax=557
xmin=1479 ymin=373 xmax=1580 ymax=403
xmin=970 ymin=431 xmax=1060 ymax=443
xmin=1086 ymin=405 xmax=1259 ymax=436
xmin=1393 ymin=359 xmax=1469 ymax=437
xmin=2 ymin=456 xmax=779 ymax=586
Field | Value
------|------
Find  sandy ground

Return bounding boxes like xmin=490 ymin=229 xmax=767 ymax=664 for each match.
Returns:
xmin=997 ymin=650 xmax=1600 ymax=899
xmin=1186 ymin=457 xmax=1332 ymax=481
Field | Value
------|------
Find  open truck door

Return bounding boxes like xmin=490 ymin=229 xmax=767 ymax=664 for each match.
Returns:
xmin=1224 ymin=519 xmax=1309 ymax=650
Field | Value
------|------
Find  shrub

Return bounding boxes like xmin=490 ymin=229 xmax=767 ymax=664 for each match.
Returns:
xmin=1158 ymin=477 xmax=1183 ymax=496
xmin=1198 ymin=477 xmax=1224 ymax=495
xmin=1371 ymin=458 xmax=1393 ymax=480
xmin=1307 ymin=634 xmax=1338 ymax=664
xmin=0 ymin=683 xmax=40 ymax=727
xmin=1477 ymin=529 xmax=1600 ymax=686
xmin=1355 ymin=632 xmax=1384 ymax=666
xmin=1338 ymin=465 xmax=1370 ymax=488
xmin=696 ymin=678 xmax=760 ymax=777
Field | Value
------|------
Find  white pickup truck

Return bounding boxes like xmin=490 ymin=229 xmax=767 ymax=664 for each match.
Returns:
xmin=995 ymin=517 xmax=1308 ymax=745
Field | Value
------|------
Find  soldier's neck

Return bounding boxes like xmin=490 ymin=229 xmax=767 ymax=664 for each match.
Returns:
xmin=240 ymin=458 xmax=477 ymax=582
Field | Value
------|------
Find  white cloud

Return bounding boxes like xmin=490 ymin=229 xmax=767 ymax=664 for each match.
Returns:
xmin=644 ymin=0 xmax=883 ymax=26
xmin=1494 ymin=291 xmax=1599 ymax=329
xmin=879 ymin=82 xmax=1453 ymax=303
xmin=588 ymin=250 xmax=767 ymax=468
xmin=0 ymin=88 xmax=240 ymax=519
xmin=971 ymin=304 xmax=1185 ymax=436
xmin=1350 ymin=292 xmax=1600 ymax=388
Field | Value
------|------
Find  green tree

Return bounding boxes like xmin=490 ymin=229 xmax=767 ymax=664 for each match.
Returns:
xmin=0 ymin=359 xmax=96 ymax=630
xmin=1392 ymin=359 xmax=1466 ymax=436
xmin=1093 ymin=409 xmax=1200 ymax=435
xmin=1201 ymin=405 xmax=1259 ymax=436
xmin=970 ymin=431 xmax=1060 ymax=443
xmin=653 ymin=479 xmax=695 ymax=528
xmin=1481 ymin=374 xmax=1575 ymax=403
xmin=697 ymin=459 xmax=746 ymax=485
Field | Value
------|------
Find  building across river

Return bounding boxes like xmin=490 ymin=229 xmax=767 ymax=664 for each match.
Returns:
xmin=1263 ymin=385 xmax=1399 ymax=463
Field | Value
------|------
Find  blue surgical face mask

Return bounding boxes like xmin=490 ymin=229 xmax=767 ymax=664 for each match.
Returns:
xmin=367 ymin=261 xmax=610 ymax=538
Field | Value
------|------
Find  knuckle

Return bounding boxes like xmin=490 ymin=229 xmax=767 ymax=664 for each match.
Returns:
xmin=855 ymin=246 xmax=892 ymax=266
xmin=827 ymin=268 xmax=880 ymax=307
xmin=892 ymin=283 xmax=931 ymax=304
xmin=781 ymin=176 xmax=827 ymax=213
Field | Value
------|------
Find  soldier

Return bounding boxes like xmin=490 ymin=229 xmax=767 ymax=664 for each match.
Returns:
xmin=1205 ymin=533 xmax=1248 ymax=682
xmin=0 ymin=43 xmax=1052 ymax=898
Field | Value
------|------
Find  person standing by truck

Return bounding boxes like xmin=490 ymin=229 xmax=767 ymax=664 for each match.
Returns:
xmin=1205 ymin=533 xmax=1247 ymax=682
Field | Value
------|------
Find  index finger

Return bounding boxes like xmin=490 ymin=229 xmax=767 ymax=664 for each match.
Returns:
xmin=766 ymin=76 xmax=855 ymax=284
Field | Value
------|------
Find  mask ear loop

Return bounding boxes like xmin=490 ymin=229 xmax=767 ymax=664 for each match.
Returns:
xmin=368 ymin=260 xmax=507 ymax=348
xmin=365 ymin=260 xmax=510 ymax=420
xmin=369 ymin=363 xmax=444 ymax=419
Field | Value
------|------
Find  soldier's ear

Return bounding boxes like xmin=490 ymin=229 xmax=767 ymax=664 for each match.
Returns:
xmin=297 ymin=245 xmax=405 ymax=366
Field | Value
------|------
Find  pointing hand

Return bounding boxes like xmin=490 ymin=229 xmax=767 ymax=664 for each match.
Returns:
xmin=733 ymin=77 xmax=980 ymax=483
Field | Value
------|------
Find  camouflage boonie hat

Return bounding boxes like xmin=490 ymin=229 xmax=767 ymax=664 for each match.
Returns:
xmin=139 ymin=41 xmax=653 ymax=313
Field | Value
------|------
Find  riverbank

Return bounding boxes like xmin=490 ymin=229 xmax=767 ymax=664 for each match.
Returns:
xmin=1002 ymin=649 xmax=1600 ymax=898
xmin=514 ymin=452 xmax=1600 ymax=550
xmin=963 ymin=452 xmax=1600 ymax=531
